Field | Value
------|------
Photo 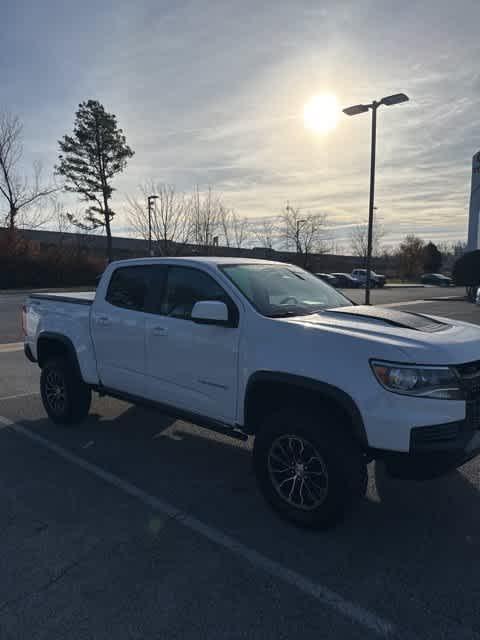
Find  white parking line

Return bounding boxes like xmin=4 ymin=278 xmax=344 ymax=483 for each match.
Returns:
xmin=0 ymin=391 xmax=39 ymax=402
xmin=0 ymin=414 xmax=397 ymax=638
xmin=0 ymin=342 xmax=24 ymax=353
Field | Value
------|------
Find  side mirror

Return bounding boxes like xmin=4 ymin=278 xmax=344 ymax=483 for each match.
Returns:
xmin=191 ymin=300 xmax=230 ymax=326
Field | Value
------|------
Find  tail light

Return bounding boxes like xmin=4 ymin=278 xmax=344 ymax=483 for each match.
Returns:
xmin=21 ymin=304 xmax=27 ymax=337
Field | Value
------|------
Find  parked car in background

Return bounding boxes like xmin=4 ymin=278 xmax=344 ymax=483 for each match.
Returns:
xmin=315 ymin=273 xmax=340 ymax=287
xmin=421 ymin=273 xmax=452 ymax=287
xmin=351 ymin=268 xmax=386 ymax=288
xmin=331 ymin=273 xmax=361 ymax=288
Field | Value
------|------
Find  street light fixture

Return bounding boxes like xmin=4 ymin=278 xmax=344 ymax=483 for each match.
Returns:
xmin=343 ymin=104 xmax=369 ymax=116
xmin=380 ymin=93 xmax=409 ymax=106
xmin=343 ymin=93 xmax=409 ymax=304
xmin=147 ymin=195 xmax=158 ymax=257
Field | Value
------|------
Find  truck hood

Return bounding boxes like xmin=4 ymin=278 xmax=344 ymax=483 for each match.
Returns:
xmin=279 ymin=305 xmax=480 ymax=365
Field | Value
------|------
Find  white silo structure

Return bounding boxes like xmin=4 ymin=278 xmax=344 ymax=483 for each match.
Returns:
xmin=467 ymin=151 xmax=480 ymax=251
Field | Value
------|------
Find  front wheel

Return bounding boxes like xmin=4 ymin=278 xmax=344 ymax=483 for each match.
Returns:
xmin=40 ymin=357 xmax=91 ymax=425
xmin=253 ymin=409 xmax=367 ymax=529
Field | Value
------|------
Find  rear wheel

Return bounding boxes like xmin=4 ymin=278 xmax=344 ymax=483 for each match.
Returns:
xmin=253 ymin=409 xmax=367 ymax=529
xmin=40 ymin=357 xmax=91 ymax=425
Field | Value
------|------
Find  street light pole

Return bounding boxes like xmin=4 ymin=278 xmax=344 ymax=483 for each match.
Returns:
xmin=365 ymin=102 xmax=378 ymax=305
xmin=343 ymin=93 xmax=409 ymax=305
xmin=147 ymin=195 xmax=158 ymax=257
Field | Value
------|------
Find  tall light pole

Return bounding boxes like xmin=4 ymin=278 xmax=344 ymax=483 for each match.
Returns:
xmin=343 ymin=93 xmax=409 ymax=304
xmin=147 ymin=195 xmax=158 ymax=257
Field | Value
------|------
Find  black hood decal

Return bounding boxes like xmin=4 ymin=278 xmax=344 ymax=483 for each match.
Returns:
xmin=326 ymin=305 xmax=449 ymax=333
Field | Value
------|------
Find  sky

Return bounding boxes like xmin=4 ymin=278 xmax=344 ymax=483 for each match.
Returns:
xmin=2 ymin=0 xmax=480 ymax=250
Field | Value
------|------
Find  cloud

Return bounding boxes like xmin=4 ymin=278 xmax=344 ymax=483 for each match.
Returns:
xmin=2 ymin=0 xmax=480 ymax=249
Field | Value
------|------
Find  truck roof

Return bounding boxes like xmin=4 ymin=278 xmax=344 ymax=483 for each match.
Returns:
xmin=108 ymin=256 xmax=285 ymax=268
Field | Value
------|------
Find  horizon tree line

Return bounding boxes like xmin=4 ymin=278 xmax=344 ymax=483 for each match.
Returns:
xmin=0 ymin=101 xmax=467 ymax=267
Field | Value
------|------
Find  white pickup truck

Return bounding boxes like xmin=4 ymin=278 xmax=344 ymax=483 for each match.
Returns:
xmin=351 ymin=268 xmax=386 ymax=288
xmin=23 ymin=257 xmax=480 ymax=528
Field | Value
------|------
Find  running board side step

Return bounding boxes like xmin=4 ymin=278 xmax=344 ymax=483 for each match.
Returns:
xmin=205 ymin=424 xmax=249 ymax=441
xmin=94 ymin=385 xmax=249 ymax=442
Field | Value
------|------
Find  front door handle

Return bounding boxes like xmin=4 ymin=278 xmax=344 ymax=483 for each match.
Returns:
xmin=152 ymin=326 xmax=167 ymax=336
xmin=96 ymin=315 xmax=111 ymax=326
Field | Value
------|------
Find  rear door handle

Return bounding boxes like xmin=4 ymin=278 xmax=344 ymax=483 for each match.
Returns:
xmin=152 ymin=326 xmax=167 ymax=336
xmin=96 ymin=315 xmax=111 ymax=326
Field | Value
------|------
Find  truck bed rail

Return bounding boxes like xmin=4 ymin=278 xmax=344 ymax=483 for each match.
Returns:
xmin=30 ymin=292 xmax=95 ymax=306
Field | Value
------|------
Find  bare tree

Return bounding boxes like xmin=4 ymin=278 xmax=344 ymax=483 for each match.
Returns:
xmin=16 ymin=194 xmax=58 ymax=230
xmin=127 ymin=182 xmax=192 ymax=256
xmin=219 ymin=207 xmax=250 ymax=248
xmin=437 ymin=240 xmax=467 ymax=272
xmin=191 ymin=186 xmax=222 ymax=252
xmin=350 ymin=221 xmax=385 ymax=263
xmin=438 ymin=240 xmax=467 ymax=259
xmin=0 ymin=112 xmax=57 ymax=230
xmin=54 ymin=200 xmax=75 ymax=241
xmin=282 ymin=204 xmax=327 ymax=267
xmin=252 ymin=216 xmax=278 ymax=250
xmin=53 ymin=200 xmax=96 ymax=257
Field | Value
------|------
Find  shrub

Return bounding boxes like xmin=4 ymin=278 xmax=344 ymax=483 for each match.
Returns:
xmin=0 ymin=232 xmax=104 ymax=289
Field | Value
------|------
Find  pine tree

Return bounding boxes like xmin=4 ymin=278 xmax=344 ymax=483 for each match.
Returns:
xmin=56 ymin=100 xmax=134 ymax=261
xmin=422 ymin=241 xmax=442 ymax=273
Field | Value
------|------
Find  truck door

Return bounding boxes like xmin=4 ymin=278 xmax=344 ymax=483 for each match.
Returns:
xmin=144 ymin=265 xmax=240 ymax=425
xmin=91 ymin=265 xmax=152 ymax=397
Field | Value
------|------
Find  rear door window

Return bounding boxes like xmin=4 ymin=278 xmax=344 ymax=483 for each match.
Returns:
xmin=106 ymin=266 xmax=152 ymax=311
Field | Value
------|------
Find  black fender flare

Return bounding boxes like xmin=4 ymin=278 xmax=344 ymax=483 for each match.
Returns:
xmin=244 ymin=371 xmax=368 ymax=447
xmin=37 ymin=332 xmax=83 ymax=380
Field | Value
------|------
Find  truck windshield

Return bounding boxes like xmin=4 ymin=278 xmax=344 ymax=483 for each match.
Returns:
xmin=221 ymin=264 xmax=352 ymax=317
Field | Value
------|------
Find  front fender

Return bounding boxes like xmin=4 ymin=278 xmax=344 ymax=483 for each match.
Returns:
xmin=243 ymin=371 xmax=367 ymax=446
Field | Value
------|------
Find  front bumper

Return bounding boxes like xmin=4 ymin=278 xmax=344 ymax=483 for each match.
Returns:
xmin=373 ymin=400 xmax=480 ymax=480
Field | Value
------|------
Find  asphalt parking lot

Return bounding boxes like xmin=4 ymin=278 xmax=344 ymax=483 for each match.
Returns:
xmin=1 ymin=286 xmax=480 ymax=640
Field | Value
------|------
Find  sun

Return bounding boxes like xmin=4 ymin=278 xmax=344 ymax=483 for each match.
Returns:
xmin=303 ymin=94 xmax=339 ymax=134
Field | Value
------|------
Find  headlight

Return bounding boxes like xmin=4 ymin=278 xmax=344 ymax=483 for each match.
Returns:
xmin=370 ymin=360 xmax=463 ymax=400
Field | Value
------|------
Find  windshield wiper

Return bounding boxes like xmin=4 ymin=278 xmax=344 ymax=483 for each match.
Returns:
xmin=287 ymin=270 xmax=306 ymax=281
xmin=267 ymin=309 xmax=310 ymax=318
xmin=268 ymin=305 xmax=337 ymax=318
xmin=267 ymin=310 xmax=304 ymax=318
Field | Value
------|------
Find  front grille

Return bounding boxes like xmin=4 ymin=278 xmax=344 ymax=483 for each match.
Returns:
xmin=466 ymin=400 xmax=480 ymax=428
xmin=454 ymin=360 xmax=480 ymax=400
xmin=464 ymin=379 xmax=480 ymax=398
xmin=456 ymin=360 xmax=480 ymax=377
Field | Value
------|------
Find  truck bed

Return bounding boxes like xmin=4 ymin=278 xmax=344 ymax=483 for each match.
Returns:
xmin=30 ymin=291 xmax=95 ymax=305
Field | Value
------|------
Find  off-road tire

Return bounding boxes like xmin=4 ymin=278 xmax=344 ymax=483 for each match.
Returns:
xmin=40 ymin=357 xmax=91 ymax=425
xmin=253 ymin=408 xmax=367 ymax=529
